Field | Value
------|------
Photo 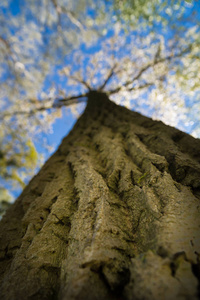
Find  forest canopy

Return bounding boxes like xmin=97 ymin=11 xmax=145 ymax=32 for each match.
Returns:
xmin=0 ymin=0 xmax=199 ymax=206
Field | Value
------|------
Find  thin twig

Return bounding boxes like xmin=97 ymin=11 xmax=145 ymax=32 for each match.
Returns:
xmin=127 ymin=82 xmax=154 ymax=92
xmin=70 ymin=75 xmax=91 ymax=91
xmin=108 ymin=82 xmax=154 ymax=95
xmin=62 ymin=9 xmax=85 ymax=32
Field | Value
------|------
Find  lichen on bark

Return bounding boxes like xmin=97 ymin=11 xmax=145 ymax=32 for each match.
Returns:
xmin=0 ymin=91 xmax=200 ymax=300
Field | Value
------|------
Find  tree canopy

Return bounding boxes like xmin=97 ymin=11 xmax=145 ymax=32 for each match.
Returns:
xmin=0 ymin=0 xmax=199 ymax=207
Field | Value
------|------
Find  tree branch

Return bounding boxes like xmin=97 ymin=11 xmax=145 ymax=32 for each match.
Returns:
xmin=0 ymin=36 xmax=12 ymax=53
xmin=53 ymin=93 xmax=88 ymax=106
xmin=51 ymin=0 xmax=85 ymax=32
xmin=99 ymin=64 xmax=117 ymax=91
xmin=108 ymin=46 xmax=191 ymax=95
xmin=0 ymin=94 xmax=88 ymax=120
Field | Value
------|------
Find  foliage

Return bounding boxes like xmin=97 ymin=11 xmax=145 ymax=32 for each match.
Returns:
xmin=107 ymin=0 xmax=195 ymax=26
xmin=0 ymin=0 xmax=199 ymax=199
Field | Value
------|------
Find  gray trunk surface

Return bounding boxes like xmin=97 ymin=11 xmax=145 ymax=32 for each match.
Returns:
xmin=0 ymin=91 xmax=200 ymax=300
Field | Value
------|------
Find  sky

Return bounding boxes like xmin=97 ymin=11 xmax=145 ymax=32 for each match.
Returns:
xmin=0 ymin=0 xmax=200 ymax=201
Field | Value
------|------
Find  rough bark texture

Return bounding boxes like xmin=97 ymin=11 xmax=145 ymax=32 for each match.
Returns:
xmin=0 ymin=91 xmax=200 ymax=300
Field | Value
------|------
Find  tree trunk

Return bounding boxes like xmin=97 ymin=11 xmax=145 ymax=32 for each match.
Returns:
xmin=0 ymin=91 xmax=200 ymax=300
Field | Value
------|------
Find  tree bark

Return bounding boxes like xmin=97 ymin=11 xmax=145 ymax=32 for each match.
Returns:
xmin=0 ymin=91 xmax=200 ymax=300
